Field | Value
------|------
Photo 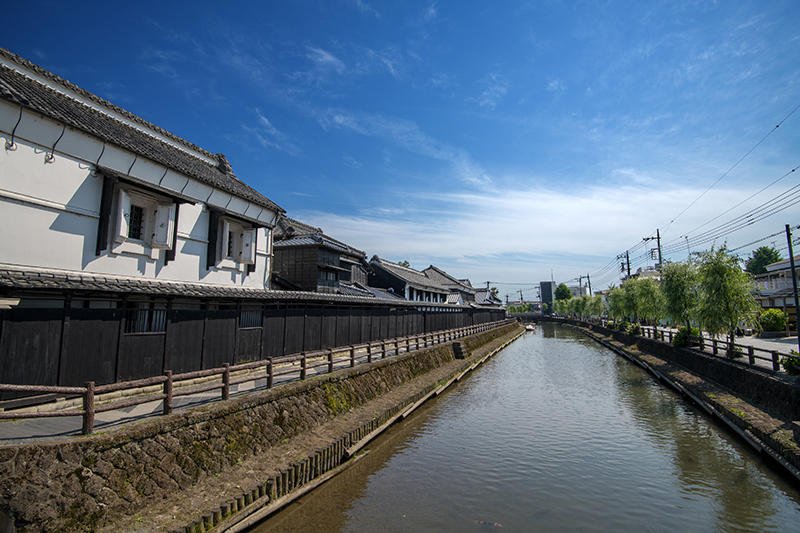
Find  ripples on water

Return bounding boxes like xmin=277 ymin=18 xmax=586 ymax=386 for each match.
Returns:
xmin=253 ymin=324 xmax=800 ymax=533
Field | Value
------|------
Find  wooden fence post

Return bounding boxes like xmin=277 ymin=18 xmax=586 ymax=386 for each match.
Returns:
xmin=772 ymin=351 xmax=781 ymax=371
xmin=747 ymin=346 xmax=755 ymax=366
xmin=267 ymin=359 xmax=273 ymax=388
xmin=328 ymin=349 xmax=334 ymax=373
xmin=350 ymin=346 xmax=355 ymax=367
xmin=381 ymin=341 xmax=386 ymax=359
xmin=712 ymin=339 xmax=718 ymax=355
xmin=301 ymin=354 xmax=307 ymax=380
xmin=669 ymin=330 xmax=673 ymax=343
xmin=82 ymin=381 xmax=95 ymax=435
xmin=163 ymin=370 xmax=173 ymax=415
xmin=222 ymin=364 xmax=230 ymax=400
xmin=367 ymin=344 xmax=372 ymax=363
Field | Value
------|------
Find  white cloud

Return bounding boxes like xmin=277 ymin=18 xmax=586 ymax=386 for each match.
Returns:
xmin=243 ymin=110 xmax=300 ymax=156
xmin=352 ymin=0 xmax=381 ymax=18
xmin=546 ymin=79 xmax=566 ymax=93
xmin=293 ymin=181 xmax=797 ymax=285
xmin=306 ymin=47 xmax=346 ymax=75
xmin=474 ymin=74 xmax=508 ymax=109
xmin=317 ymin=109 xmax=492 ymax=186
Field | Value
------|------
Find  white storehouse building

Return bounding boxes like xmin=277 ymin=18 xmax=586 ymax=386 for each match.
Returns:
xmin=0 ymin=47 xmax=283 ymax=296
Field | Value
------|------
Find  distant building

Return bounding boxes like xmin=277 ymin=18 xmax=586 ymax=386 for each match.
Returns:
xmin=540 ymin=281 xmax=554 ymax=313
xmin=272 ymin=216 xmax=369 ymax=294
xmin=421 ymin=265 xmax=477 ymax=304
xmin=369 ymin=257 xmax=450 ymax=303
xmin=754 ymin=255 xmax=800 ymax=331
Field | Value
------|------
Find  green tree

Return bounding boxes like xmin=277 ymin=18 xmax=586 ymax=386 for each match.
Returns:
xmin=586 ymin=295 xmax=604 ymax=318
xmin=660 ymin=261 xmax=699 ymax=333
xmin=606 ymin=287 xmax=626 ymax=321
xmin=698 ymin=248 xmax=761 ymax=355
xmin=555 ymin=283 xmax=572 ymax=300
xmin=397 ymin=260 xmax=411 ymax=268
xmin=744 ymin=246 xmax=782 ymax=275
xmin=633 ymin=277 xmax=663 ymax=324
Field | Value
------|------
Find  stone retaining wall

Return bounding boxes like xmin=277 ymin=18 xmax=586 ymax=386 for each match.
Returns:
xmin=0 ymin=322 xmax=518 ymax=532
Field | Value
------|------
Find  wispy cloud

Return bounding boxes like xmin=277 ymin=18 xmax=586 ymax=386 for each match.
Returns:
xmin=306 ymin=46 xmax=346 ymax=75
xmin=243 ymin=110 xmax=300 ymax=156
xmin=317 ymin=109 xmax=492 ymax=186
xmin=423 ymin=2 xmax=438 ymax=22
xmin=367 ymin=48 xmax=401 ymax=79
xmin=351 ymin=0 xmax=381 ymax=18
xmin=295 ymin=181 xmax=769 ymax=284
xmin=473 ymin=73 xmax=508 ymax=109
xmin=546 ymin=79 xmax=566 ymax=93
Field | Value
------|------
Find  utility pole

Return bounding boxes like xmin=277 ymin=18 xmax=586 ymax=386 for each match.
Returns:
xmin=587 ymin=273 xmax=592 ymax=296
xmin=518 ymin=289 xmax=524 ymax=302
xmin=624 ymin=251 xmax=631 ymax=278
xmin=786 ymin=224 xmax=800 ymax=353
xmin=644 ymin=229 xmax=664 ymax=270
xmin=505 ymin=294 xmax=509 ymax=305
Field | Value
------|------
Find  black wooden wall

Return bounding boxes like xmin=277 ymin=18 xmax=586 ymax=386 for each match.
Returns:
xmin=0 ymin=303 xmax=504 ymax=397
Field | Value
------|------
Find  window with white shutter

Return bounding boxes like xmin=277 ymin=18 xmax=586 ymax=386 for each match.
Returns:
xmin=115 ymin=189 xmax=131 ymax=243
xmin=239 ymin=228 xmax=256 ymax=264
xmin=151 ymin=202 xmax=176 ymax=249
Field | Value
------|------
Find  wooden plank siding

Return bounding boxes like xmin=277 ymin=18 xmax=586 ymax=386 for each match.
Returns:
xmin=0 ymin=301 xmax=505 ymax=398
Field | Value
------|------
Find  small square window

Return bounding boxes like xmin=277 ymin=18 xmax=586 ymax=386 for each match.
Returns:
xmin=128 ymin=204 xmax=144 ymax=240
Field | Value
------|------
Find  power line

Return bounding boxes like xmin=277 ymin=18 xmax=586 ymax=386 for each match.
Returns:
xmin=663 ymin=101 xmax=800 ymax=231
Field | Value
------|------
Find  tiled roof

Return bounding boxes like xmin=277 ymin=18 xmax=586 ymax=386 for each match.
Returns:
xmin=274 ymin=216 xmax=322 ymax=239
xmin=447 ymin=293 xmax=461 ymax=305
xmin=422 ymin=265 xmax=477 ymax=294
xmin=370 ymin=256 xmax=449 ymax=292
xmin=474 ymin=289 xmax=503 ymax=307
xmin=0 ymin=48 xmax=282 ymax=213
xmin=273 ymin=216 xmax=366 ymax=259
xmin=273 ymin=235 xmax=350 ymax=254
xmin=0 ymin=265 xmax=458 ymax=308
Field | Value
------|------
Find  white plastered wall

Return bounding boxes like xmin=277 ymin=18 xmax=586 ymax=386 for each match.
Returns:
xmin=0 ymin=99 xmax=276 ymax=288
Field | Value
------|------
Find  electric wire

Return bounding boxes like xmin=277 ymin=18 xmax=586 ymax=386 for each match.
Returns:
xmin=663 ymin=101 xmax=800 ymax=232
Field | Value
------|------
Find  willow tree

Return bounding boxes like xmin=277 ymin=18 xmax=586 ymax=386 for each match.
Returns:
xmin=606 ymin=287 xmax=627 ymax=321
xmin=697 ymin=248 xmax=761 ymax=355
xmin=632 ymin=277 xmax=664 ymax=325
xmin=586 ymin=295 xmax=604 ymax=319
xmin=660 ymin=261 xmax=698 ymax=333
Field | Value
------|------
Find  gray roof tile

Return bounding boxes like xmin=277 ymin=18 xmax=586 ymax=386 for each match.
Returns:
xmin=0 ymin=48 xmax=282 ymax=213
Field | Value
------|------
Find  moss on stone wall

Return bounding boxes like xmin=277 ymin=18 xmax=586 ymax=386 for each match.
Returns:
xmin=0 ymin=324 xmax=514 ymax=532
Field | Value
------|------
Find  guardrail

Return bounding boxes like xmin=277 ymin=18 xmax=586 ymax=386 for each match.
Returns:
xmin=0 ymin=319 xmax=515 ymax=435
xmin=638 ymin=325 xmax=789 ymax=372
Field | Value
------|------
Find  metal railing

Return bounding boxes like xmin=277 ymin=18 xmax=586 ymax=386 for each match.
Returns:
xmin=0 ymin=319 xmax=514 ymax=435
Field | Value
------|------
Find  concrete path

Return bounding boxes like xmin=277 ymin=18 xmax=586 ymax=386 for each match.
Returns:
xmin=0 ymin=355 xmax=372 ymax=445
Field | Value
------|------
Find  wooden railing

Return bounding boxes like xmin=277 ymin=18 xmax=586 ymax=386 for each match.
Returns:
xmin=0 ymin=319 xmax=514 ymax=435
xmin=638 ymin=325 xmax=789 ymax=372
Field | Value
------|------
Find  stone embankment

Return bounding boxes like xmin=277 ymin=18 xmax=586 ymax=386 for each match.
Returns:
xmin=558 ymin=320 xmax=800 ymax=484
xmin=0 ymin=322 xmax=522 ymax=532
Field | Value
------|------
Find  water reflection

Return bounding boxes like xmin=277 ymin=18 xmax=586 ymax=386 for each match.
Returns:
xmin=252 ymin=326 xmax=800 ymax=532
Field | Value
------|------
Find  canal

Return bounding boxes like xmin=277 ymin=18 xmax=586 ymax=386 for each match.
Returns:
xmin=252 ymin=323 xmax=800 ymax=532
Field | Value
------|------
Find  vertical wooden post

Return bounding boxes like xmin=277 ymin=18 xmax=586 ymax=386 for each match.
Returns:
xmin=327 ymin=348 xmax=334 ymax=373
xmin=350 ymin=346 xmax=355 ymax=367
xmin=381 ymin=341 xmax=386 ymax=359
xmin=747 ymin=346 xmax=755 ymax=366
xmin=772 ymin=351 xmax=781 ymax=371
xmin=82 ymin=381 xmax=95 ymax=435
xmin=367 ymin=344 xmax=372 ymax=363
xmin=222 ymin=364 xmax=230 ymax=400
xmin=712 ymin=339 xmax=718 ymax=355
xmin=301 ymin=354 xmax=307 ymax=380
xmin=669 ymin=330 xmax=673 ymax=343
xmin=267 ymin=358 xmax=273 ymax=388
xmin=163 ymin=370 xmax=173 ymax=415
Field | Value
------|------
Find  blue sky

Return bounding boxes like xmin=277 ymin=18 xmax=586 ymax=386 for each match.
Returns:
xmin=5 ymin=1 xmax=800 ymax=299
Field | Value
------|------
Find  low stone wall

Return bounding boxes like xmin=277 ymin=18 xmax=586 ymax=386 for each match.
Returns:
xmin=0 ymin=322 xmax=519 ymax=532
xmin=551 ymin=318 xmax=800 ymax=421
